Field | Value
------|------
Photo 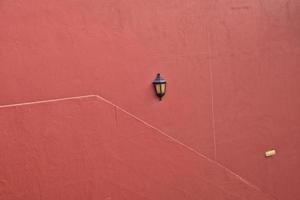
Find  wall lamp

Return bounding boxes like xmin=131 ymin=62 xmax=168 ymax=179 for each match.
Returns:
xmin=153 ymin=73 xmax=167 ymax=101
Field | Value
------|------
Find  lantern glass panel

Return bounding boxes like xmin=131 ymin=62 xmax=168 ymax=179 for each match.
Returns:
xmin=155 ymin=84 xmax=161 ymax=94
xmin=160 ymin=83 xmax=166 ymax=94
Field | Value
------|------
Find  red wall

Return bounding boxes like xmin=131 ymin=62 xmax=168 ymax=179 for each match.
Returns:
xmin=0 ymin=0 xmax=299 ymax=199
xmin=0 ymin=96 xmax=275 ymax=200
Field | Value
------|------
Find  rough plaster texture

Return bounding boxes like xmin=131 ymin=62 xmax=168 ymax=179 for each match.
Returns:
xmin=0 ymin=0 xmax=299 ymax=199
xmin=0 ymin=96 xmax=275 ymax=200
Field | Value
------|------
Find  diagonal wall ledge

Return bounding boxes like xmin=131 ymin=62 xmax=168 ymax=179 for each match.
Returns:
xmin=0 ymin=94 xmax=275 ymax=200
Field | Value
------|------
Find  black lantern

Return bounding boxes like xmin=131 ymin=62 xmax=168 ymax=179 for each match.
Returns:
xmin=153 ymin=73 xmax=167 ymax=100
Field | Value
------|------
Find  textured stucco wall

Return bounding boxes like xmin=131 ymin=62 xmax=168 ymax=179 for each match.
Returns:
xmin=0 ymin=96 xmax=275 ymax=200
xmin=0 ymin=0 xmax=299 ymax=199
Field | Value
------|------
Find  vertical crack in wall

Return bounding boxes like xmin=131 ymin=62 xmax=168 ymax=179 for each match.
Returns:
xmin=207 ymin=23 xmax=217 ymax=161
xmin=114 ymin=106 xmax=118 ymax=127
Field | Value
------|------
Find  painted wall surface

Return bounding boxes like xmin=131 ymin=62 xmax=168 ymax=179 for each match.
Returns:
xmin=0 ymin=0 xmax=299 ymax=199
xmin=0 ymin=96 xmax=275 ymax=200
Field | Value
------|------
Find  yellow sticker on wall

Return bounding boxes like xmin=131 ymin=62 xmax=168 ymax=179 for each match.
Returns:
xmin=265 ymin=149 xmax=276 ymax=157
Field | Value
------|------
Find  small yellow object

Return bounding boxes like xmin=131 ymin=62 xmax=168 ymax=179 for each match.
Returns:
xmin=265 ymin=149 xmax=276 ymax=157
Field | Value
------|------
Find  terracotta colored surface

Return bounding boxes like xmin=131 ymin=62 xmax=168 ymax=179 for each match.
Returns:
xmin=209 ymin=1 xmax=300 ymax=199
xmin=0 ymin=0 xmax=299 ymax=199
xmin=0 ymin=96 xmax=275 ymax=200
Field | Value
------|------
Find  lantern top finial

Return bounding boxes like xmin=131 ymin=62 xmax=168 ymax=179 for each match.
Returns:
xmin=153 ymin=73 xmax=166 ymax=84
